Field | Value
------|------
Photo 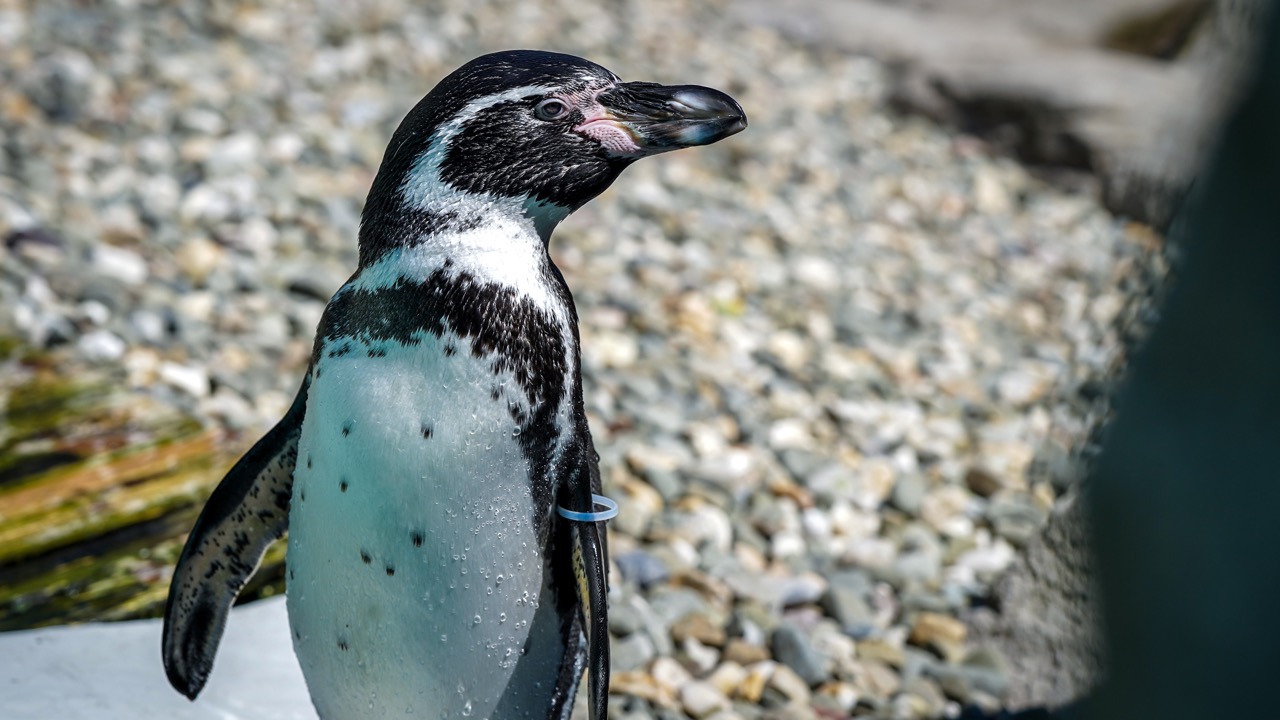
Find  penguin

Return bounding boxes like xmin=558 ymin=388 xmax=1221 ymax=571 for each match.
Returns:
xmin=161 ymin=50 xmax=746 ymax=720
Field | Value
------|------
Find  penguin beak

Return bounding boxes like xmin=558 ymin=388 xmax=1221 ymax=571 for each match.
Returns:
xmin=578 ymin=82 xmax=748 ymax=158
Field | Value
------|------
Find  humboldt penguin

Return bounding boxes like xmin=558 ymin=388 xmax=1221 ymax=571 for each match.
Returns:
xmin=162 ymin=49 xmax=747 ymax=719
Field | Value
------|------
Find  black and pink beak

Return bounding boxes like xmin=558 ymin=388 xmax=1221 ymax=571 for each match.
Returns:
xmin=577 ymin=82 xmax=747 ymax=158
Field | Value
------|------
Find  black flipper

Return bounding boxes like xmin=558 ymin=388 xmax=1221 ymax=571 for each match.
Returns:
xmin=161 ymin=374 xmax=310 ymax=699
xmin=568 ymin=438 xmax=609 ymax=720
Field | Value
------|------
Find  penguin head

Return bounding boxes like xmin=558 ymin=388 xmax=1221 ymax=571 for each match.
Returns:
xmin=359 ymin=50 xmax=746 ymax=259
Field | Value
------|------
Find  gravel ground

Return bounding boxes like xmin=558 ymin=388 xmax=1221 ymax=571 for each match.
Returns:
xmin=0 ymin=1 xmax=1165 ymax=718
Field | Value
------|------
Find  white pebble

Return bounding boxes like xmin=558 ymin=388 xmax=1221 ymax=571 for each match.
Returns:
xmin=159 ymin=361 xmax=211 ymax=398
xmin=91 ymin=244 xmax=148 ymax=286
xmin=77 ymin=330 xmax=126 ymax=361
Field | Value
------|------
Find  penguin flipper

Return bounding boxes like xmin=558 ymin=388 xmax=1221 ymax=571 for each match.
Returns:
xmin=161 ymin=373 xmax=310 ymax=700
xmin=569 ymin=444 xmax=610 ymax=720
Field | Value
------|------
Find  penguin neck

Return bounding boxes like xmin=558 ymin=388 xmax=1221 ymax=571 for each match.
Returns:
xmin=350 ymin=195 xmax=576 ymax=322
xmin=357 ymin=132 xmax=577 ymax=267
xmin=358 ymin=189 xmax=572 ymax=260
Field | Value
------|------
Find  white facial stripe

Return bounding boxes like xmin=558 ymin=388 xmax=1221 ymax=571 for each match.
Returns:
xmin=400 ymin=84 xmax=569 ymax=242
xmin=418 ymin=84 xmax=554 ymax=179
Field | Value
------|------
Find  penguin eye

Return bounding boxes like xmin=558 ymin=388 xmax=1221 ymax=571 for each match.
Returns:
xmin=534 ymin=98 xmax=570 ymax=121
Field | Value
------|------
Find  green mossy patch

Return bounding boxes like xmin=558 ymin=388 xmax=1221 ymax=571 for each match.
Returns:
xmin=0 ymin=340 xmax=285 ymax=630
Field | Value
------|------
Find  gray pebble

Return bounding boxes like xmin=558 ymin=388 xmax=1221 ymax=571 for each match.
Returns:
xmin=611 ymin=632 xmax=656 ymax=673
xmin=615 ymin=549 xmax=671 ymax=589
xmin=891 ymin=473 xmax=928 ymax=516
xmin=820 ymin=569 xmax=876 ymax=638
xmin=770 ymin=623 xmax=830 ymax=687
xmin=641 ymin=468 xmax=684 ymax=503
xmin=986 ymin=492 xmax=1049 ymax=546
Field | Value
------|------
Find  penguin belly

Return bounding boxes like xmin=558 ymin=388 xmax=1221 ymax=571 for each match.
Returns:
xmin=287 ymin=331 xmax=575 ymax=720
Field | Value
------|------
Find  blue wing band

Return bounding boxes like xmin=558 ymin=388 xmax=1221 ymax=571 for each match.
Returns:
xmin=557 ymin=494 xmax=618 ymax=522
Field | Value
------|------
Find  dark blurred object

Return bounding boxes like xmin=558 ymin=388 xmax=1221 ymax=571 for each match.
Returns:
xmin=1089 ymin=2 xmax=1280 ymax=719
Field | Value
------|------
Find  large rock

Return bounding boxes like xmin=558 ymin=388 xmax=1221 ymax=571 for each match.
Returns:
xmin=965 ymin=495 xmax=1104 ymax=709
xmin=732 ymin=0 xmax=1270 ymax=229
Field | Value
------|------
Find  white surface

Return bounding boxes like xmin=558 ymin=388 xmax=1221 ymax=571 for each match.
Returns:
xmin=0 ymin=597 xmax=318 ymax=720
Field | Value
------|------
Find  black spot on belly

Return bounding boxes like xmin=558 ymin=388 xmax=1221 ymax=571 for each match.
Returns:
xmin=411 ymin=531 xmax=424 ymax=547
xmin=367 ymin=347 xmax=387 ymax=358
xmin=294 ymin=630 xmax=301 ymax=640
xmin=420 ymin=423 xmax=433 ymax=439
xmin=328 ymin=342 xmax=353 ymax=359
xmin=385 ymin=565 xmax=395 ymax=577
xmin=338 ymin=639 xmax=349 ymax=651
xmin=360 ymin=550 xmax=371 ymax=564
xmin=341 ymin=422 xmax=352 ymax=437
xmin=491 ymin=386 xmax=502 ymax=401
xmin=340 ymin=478 xmax=348 ymax=492
xmin=311 ymin=266 xmax=574 ymax=527
xmin=443 ymin=343 xmax=457 ymax=357
xmin=300 ymin=489 xmax=307 ymax=502
xmin=306 ymin=455 xmax=312 ymax=469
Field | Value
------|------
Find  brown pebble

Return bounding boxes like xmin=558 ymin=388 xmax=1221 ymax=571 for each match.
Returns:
xmin=671 ymin=612 xmax=727 ymax=648
xmin=964 ymin=467 xmax=1003 ymax=497
xmin=909 ymin=611 xmax=968 ymax=661
xmin=723 ymin=638 xmax=771 ymax=666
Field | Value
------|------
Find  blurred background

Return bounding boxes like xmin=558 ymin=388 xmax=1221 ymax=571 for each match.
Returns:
xmin=0 ymin=0 xmax=1267 ymax=718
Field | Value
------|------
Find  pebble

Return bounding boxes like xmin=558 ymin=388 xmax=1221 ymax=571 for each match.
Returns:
xmin=737 ymin=662 xmax=774 ymax=704
xmin=857 ymin=638 xmax=906 ymax=668
xmin=765 ymin=663 xmax=811 ymax=707
xmin=158 ymin=361 xmax=210 ymax=398
xmin=650 ymin=656 xmax=693 ymax=696
xmin=909 ymin=612 xmax=968 ymax=662
xmin=706 ymin=662 xmax=748 ymax=696
xmin=90 ymin=244 xmax=148 ymax=286
xmin=770 ymin=623 xmax=830 ymax=687
xmin=819 ymin=569 xmax=877 ymax=638
xmin=174 ymin=236 xmax=225 ymax=286
xmin=681 ymin=681 xmax=731 ymax=719
xmin=77 ymin=329 xmax=126 ymax=362
xmin=854 ymin=660 xmax=903 ymax=698
xmin=931 ymin=662 xmax=1009 ymax=704
xmin=723 ymin=639 xmax=772 ymax=666
xmin=920 ymin=485 xmax=976 ymax=538
xmin=814 ymin=682 xmax=860 ymax=715
xmin=615 ymin=549 xmax=671 ymax=589
xmin=613 ymin=632 xmax=657 ymax=673
xmin=672 ymin=612 xmax=728 ymax=648
xmin=986 ymin=491 xmax=1050 ymax=546
xmin=963 ymin=467 xmax=1004 ymax=498
xmin=891 ymin=473 xmax=928 ymax=516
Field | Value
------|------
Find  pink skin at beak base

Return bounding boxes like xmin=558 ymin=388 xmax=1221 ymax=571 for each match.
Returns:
xmin=575 ymin=109 xmax=644 ymax=158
